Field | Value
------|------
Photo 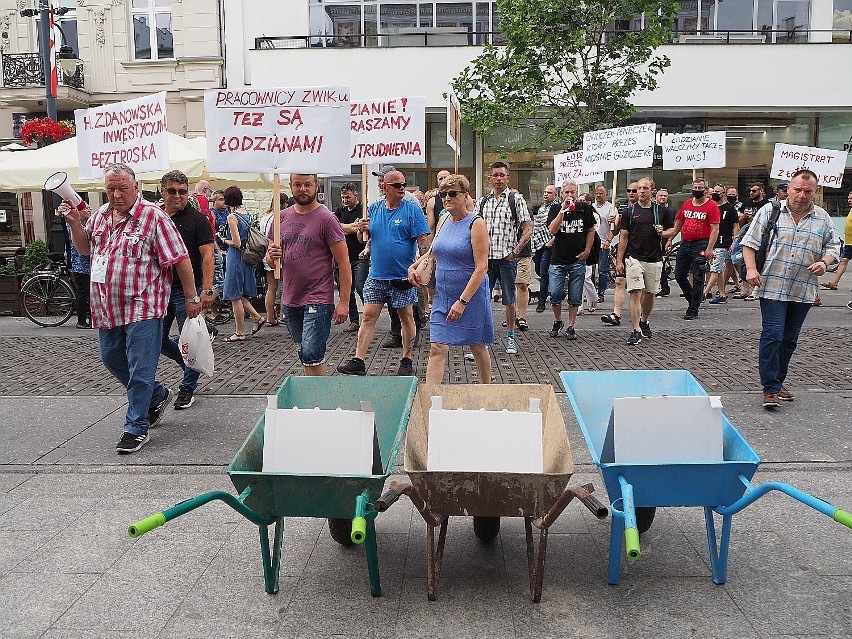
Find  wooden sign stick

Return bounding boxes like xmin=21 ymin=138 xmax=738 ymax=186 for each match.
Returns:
xmin=273 ymin=172 xmax=281 ymax=279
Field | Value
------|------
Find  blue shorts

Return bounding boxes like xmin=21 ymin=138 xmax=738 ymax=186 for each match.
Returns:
xmin=548 ymin=262 xmax=586 ymax=307
xmin=284 ymin=304 xmax=334 ymax=366
xmin=842 ymin=245 xmax=852 ymax=260
xmin=487 ymin=259 xmax=517 ymax=305
xmin=363 ymin=278 xmax=418 ymax=308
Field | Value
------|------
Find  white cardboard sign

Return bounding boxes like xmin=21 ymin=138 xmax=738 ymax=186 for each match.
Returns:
xmin=446 ymin=86 xmax=461 ymax=153
xmin=350 ymin=96 xmax=425 ymax=164
xmin=204 ymin=86 xmax=351 ymax=175
xmin=75 ymin=92 xmax=169 ymax=179
xmin=581 ymin=124 xmax=656 ymax=173
xmin=662 ymin=131 xmax=726 ymax=170
xmin=554 ymin=150 xmax=605 ymax=185
xmin=770 ymin=143 xmax=848 ymax=188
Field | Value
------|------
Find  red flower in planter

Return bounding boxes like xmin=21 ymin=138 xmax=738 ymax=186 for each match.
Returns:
xmin=21 ymin=118 xmax=75 ymax=145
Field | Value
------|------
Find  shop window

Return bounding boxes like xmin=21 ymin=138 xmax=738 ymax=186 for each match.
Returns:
xmin=710 ymin=0 xmax=757 ymax=34
xmin=835 ymin=1 xmax=852 ymax=41
xmin=130 ymin=0 xmax=174 ymax=60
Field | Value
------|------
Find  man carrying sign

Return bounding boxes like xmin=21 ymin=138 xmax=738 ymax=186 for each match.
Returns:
xmin=61 ymin=163 xmax=200 ymax=454
xmin=266 ymin=174 xmax=351 ymax=376
xmin=662 ymin=178 xmax=720 ymax=320
xmin=741 ymin=169 xmax=840 ymax=409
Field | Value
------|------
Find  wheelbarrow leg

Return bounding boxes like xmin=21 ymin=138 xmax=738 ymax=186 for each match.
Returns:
xmin=426 ymin=518 xmax=448 ymax=601
xmin=704 ymin=507 xmax=733 ymax=585
xmin=364 ymin=516 xmax=382 ymax=598
xmin=259 ymin=517 xmax=285 ymax=594
xmin=607 ymin=502 xmax=625 ymax=585
xmin=524 ymin=517 xmax=549 ymax=603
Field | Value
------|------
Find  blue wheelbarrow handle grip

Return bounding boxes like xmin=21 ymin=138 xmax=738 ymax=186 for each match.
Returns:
xmin=128 ymin=513 xmax=165 ymax=538
xmin=834 ymin=509 xmax=852 ymax=529
xmin=618 ymin=476 xmax=641 ymax=561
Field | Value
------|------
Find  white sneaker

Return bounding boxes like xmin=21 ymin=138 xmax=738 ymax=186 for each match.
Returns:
xmin=505 ymin=336 xmax=518 ymax=354
xmin=464 ymin=352 xmax=475 ymax=361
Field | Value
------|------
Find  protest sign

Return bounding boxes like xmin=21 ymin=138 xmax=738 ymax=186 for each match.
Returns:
xmin=554 ymin=150 xmax=604 ymax=186
xmin=75 ymin=92 xmax=169 ymax=179
xmin=770 ymin=143 xmax=848 ymax=188
xmin=581 ymin=124 xmax=656 ymax=173
xmin=204 ymin=86 xmax=351 ymax=175
xmin=350 ymin=96 xmax=425 ymax=163
xmin=662 ymin=131 xmax=726 ymax=170
xmin=446 ymin=86 xmax=461 ymax=153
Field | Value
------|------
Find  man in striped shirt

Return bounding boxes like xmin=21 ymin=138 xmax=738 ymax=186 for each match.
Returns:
xmin=742 ymin=169 xmax=841 ymax=409
xmin=63 ymin=163 xmax=200 ymax=454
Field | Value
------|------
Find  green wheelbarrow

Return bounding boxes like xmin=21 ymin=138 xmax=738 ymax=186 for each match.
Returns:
xmin=128 ymin=375 xmax=418 ymax=596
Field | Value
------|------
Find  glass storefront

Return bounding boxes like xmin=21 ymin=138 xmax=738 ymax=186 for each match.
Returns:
xmin=0 ymin=192 xmax=23 ymax=249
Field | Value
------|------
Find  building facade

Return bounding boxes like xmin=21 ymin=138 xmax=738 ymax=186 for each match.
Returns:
xmin=228 ymin=0 xmax=852 ymax=213
xmin=0 ymin=0 xmax=223 ymax=250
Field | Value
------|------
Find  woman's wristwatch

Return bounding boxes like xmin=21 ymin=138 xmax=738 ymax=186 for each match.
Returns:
xmin=458 ymin=297 xmax=469 ymax=306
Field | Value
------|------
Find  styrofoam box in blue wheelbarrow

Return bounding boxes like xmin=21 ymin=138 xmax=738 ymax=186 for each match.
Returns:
xmin=560 ymin=369 xmax=760 ymax=508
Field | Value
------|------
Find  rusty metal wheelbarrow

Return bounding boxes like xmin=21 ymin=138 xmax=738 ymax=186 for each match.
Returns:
xmin=377 ymin=384 xmax=607 ymax=602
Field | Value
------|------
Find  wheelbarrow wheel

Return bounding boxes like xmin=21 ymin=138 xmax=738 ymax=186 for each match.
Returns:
xmin=473 ymin=516 xmax=500 ymax=543
xmin=636 ymin=507 xmax=656 ymax=534
xmin=327 ymin=518 xmax=354 ymax=547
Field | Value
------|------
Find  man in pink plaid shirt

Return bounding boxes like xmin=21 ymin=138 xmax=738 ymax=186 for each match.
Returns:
xmin=62 ymin=163 xmax=200 ymax=454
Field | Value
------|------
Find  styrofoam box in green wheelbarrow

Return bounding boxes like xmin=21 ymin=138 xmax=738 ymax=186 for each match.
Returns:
xmin=228 ymin=375 xmax=418 ymax=520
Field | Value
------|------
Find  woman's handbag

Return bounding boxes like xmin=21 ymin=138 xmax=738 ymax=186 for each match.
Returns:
xmin=414 ymin=252 xmax=435 ymax=287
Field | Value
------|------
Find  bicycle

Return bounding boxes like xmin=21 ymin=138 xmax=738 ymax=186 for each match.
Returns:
xmin=19 ymin=259 xmax=77 ymax=327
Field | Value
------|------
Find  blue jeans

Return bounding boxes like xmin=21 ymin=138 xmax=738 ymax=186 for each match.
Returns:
xmin=758 ymin=298 xmax=811 ymax=394
xmin=533 ymin=247 xmax=552 ymax=304
xmin=284 ymin=303 xmax=334 ymax=366
xmin=347 ymin=258 xmax=369 ymax=324
xmin=597 ymin=248 xmax=610 ymax=298
xmin=487 ymin=258 xmax=517 ymax=305
xmin=161 ymin=288 xmax=201 ymax=392
xmin=548 ymin=261 xmax=585 ymax=307
xmin=99 ymin=319 xmax=168 ymax=436
xmin=674 ymin=239 xmax=710 ymax=313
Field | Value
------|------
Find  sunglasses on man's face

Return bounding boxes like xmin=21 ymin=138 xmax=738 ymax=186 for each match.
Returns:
xmin=386 ymin=182 xmax=407 ymax=190
xmin=626 ymin=189 xmax=638 ymax=193
xmin=164 ymin=188 xmax=188 ymax=196
xmin=439 ymin=190 xmax=467 ymax=199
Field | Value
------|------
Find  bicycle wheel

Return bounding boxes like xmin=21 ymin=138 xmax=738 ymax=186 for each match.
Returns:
xmin=209 ymin=298 xmax=234 ymax=325
xmin=20 ymin=274 xmax=75 ymax=327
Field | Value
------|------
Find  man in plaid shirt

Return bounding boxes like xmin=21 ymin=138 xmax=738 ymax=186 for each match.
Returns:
xmin=63 ymin=163 xmax=201 ymax=454
xmin=741 ymin=169 xmax=840 ymax=410
xmin=475 ymin=161 xmax=532 ymax=355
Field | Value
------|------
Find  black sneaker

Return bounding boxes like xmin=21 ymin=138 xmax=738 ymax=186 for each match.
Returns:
xmin=397 ymin=357 xmax=414 ymax=376
xmin=173 ymin=387 xmax=195 ymax=410
xmin=381 ymin=335 xmax=403 ymax=349
xmin=337 ymin=357 xmax=366 ymax=376
xmin=627 ymin=330 xmax=642 ymax=345
xmin=548 ymin=320 xmax=564 ymax=338
xmin=564 ymin=325 xmax=577 ymax=340
xmin=148 ymin=388 xmax=171 ymax=427
xmin=116 ymin=431 xmax=149 ymax=454
xmin=639 ymin=320 xmax=652 ymax=339
xmin=206 ymin=320 xmax=218 ymax=343
xmin=683 ymin=310 xmax=698 ymax=320
xmin=535 ymin=300 xmax=546 ymax=313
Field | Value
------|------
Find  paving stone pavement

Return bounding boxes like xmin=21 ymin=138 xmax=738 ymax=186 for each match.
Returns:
xmin=1 ymin=287 xmax=851 ymax=638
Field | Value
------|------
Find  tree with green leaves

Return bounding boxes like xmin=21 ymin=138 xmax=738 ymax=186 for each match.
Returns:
xmin=452 ymin=1 xmax=679 ymax=150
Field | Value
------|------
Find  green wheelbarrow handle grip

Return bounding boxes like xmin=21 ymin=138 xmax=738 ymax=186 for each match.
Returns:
xmin=834 ymin=509 xmax=852 ymax=529
xmin=351 ymin=516 xmax=367 ymax=544
xmin=128 ymin=513 xmax=166 ymax=538
xmin=625 ymin=527 xmax=641 ymax=561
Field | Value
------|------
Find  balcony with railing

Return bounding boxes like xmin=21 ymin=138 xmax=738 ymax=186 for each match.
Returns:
xmin=1 ymin=52 xmax=85 ymax=91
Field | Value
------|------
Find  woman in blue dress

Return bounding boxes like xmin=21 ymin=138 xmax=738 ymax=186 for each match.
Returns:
xmin=409 ymin=174 xmax=493 ymax=383
xmin=220 ymin=186 xmax=265 ymax=342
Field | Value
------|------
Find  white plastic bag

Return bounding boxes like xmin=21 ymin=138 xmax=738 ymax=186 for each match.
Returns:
xmin=179 ymin=316 xmax=215 ymax=376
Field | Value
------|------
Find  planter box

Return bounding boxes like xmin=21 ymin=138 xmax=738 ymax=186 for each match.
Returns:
xmin=0 ymin=275 xmax=22 ymax=316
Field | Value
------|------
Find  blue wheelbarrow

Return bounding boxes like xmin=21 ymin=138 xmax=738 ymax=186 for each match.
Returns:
xmin=560 ymin=369 xmax=852 ymax=585
xmin=128 ymin=375 xmax=418 ymax=596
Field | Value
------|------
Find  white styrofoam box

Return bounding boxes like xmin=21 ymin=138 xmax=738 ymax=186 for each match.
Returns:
xmin=262 ymin=398 xmax=376 ymax=475
xmin=426 ymin=396 xmax=543 ymax=473
xmin=611 ymin=395 xmax=724 ymax=464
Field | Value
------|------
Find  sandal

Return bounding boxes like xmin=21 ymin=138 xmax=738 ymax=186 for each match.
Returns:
xmin=251 ymin=318 xmax=267 ymax=335
xmin=820 ymin=282 xmax=838 ymax=290
xmin=515 ymin=317 xmax=528 ymax=331
xmin=225 ymin=333 xmax=246 ymax=342
xmin=600 ymin=313 xmax=621 ymax=326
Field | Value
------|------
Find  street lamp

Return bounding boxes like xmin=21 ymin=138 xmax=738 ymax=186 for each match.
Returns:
xmin=19 ymin=1 xmax=81 ymax=121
